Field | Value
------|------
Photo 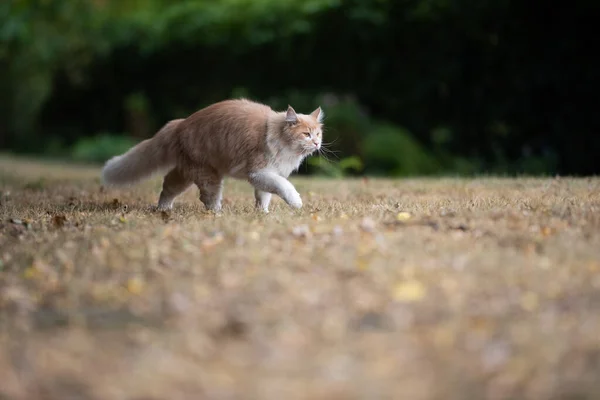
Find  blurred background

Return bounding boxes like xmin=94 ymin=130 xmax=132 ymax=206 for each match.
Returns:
xmin=0 ymin=0 xmax=597 ymax=177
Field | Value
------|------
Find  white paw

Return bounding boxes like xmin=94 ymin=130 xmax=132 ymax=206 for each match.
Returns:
xmin=157 ymin=201 xmax=173 ymax=211
xmin=205 ymin=202 xmax=222 ymax=212
xmin=287 ymin=191 xmax=303 ymax=209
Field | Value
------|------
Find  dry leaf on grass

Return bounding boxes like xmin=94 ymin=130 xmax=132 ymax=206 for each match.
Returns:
xmin=126 ymin=277 xmax=144 ymax=295
xmin=396 ymin=212 xmax=412 ymax=221
xmin=52 ymin=214 xmax=67 ymax=228
xmin=393 ymin=280 xmax=427 ymax=302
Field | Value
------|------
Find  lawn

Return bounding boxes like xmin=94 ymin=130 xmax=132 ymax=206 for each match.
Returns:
xmin=1 ymin=154 xmax=600 ymax=400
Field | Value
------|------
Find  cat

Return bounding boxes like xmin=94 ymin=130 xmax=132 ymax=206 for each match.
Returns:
xmin=101 ymin=98 xmax=324 ymax=213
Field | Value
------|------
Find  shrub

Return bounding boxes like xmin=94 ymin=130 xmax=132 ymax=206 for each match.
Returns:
xmin=70 ymin=134 xmax=136 ymax=164
xmin=363 ymin=123 xmax=441 ymax=176
xmin=307 ymin=155 xmax=364 ymax=178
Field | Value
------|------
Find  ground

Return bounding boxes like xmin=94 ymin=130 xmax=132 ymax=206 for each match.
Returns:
xmin=0 ymin=154 xmax=599 ymax=400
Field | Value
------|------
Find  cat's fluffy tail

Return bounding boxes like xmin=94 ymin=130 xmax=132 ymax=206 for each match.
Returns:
xmin=101 ymin=119 xmax=183 ymax=186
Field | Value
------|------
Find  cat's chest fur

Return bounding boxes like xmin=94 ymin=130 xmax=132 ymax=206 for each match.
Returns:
xmin=268 ymin=148 xmax=305 ymax=177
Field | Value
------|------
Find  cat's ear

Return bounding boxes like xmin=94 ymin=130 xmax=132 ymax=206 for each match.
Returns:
xmin=285 ymin=105 xmax=298 ymax=124
xmin=310 ymin=106 xmax=324 ymax=123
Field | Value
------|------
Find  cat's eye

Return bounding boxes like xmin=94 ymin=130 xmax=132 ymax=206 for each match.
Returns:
xmin=303 ymin=132 xmax=311 ymax=138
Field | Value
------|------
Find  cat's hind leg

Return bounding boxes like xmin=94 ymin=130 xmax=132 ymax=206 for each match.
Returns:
xmin=195 ymin=169 xmax=224 ymax=212
xmin=158 ymin=168 xmax=193 ymax=210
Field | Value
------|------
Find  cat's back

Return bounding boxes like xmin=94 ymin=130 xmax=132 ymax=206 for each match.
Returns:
xmin=178 ymin=98 xmax=272 ymax=145
xmin=177 ymin=99 xmax=273 ymax=170
xmin=186 ymin=98 xmax=272 ymax=128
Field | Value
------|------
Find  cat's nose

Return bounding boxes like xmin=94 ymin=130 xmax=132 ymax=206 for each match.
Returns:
xmin=312 ymin=140 xmax=320 ymax=147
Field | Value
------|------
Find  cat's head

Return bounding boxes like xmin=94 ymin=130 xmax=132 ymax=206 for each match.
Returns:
xmin=281 ymin=105 xmax=324 ymax=155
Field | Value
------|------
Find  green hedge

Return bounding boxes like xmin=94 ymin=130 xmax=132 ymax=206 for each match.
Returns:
xmin=1 ymin=0 xmax=598 ymax=175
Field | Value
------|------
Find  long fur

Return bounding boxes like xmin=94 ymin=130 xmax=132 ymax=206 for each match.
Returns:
xmin=99 ymin=99 xmax=323 ymax=212
xmin=101 ymin=119 xmax=183 ymax=186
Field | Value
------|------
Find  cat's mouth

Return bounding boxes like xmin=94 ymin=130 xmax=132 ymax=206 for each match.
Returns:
xmin=303 ymin=146 xmax=319 ymax=155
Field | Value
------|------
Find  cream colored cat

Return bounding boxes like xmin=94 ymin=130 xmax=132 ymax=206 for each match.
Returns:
xmin=101 ymin=99 xmax=324 ymax=212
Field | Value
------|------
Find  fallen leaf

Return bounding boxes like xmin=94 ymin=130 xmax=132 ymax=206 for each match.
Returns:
xmin=52 ymin=214 xmax=67 ymax=228
xmin=396 ymin=212 xmax=412 ymax=221
xmin=127 ymin=277 xmax=144 ymax=295
xmin=393 ymin=280 xmax=426 ymax=302
xmin=119 ymin=215 xmax=127 ymax=223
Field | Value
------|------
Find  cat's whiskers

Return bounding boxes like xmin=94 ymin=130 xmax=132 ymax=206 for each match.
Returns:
xmin=321 ymin=136 xmax=340 ymax=147
xmin=317 ymin=147 xmax=337 ymax=164
xmin=319 ymin=146 xmax=340 ymax=161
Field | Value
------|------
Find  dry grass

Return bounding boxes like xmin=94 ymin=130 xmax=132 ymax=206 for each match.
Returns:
xmin=1 ymin=154 xmax=600 ymax=400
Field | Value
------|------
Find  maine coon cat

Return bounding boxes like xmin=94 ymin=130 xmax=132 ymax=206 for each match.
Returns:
xmin=101 ymin=99 xmax=324 ymax=212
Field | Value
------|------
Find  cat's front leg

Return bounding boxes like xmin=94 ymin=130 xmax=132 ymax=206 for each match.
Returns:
xmin=255 ymin=189 xmax=272 ymax=213
xmin=248 ymin=170 xmax=302 ymax=209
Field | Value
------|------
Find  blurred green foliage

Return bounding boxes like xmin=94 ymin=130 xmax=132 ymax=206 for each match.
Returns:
xmin=307 ymin=156 xmax=364 ymax=178
xmin=70 ymin=134 xmax=136 ymax=164
xmin=363 ymin=124 xmax=441 ymax=176
xmin=0 ymin=0 xmax=597 ymax=175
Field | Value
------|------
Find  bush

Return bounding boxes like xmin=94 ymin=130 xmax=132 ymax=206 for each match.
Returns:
xmin=307 ymin=155 xmax=364 ymax=178
xmin=70 ymin=134 xmax=136 ymax=164
xmin=363 ymin=123 xmax=441 ymax=176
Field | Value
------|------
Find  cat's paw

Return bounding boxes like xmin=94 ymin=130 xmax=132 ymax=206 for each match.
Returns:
xmin=204 ymin=202 xmax=222 ymax=212
xmin=286 ymin=191 xmax=303 ymax=209
xmin=157 ymin=201 xmax=173 ymax=211
xmin=255 ymin=203 xmax=270 ymax=213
